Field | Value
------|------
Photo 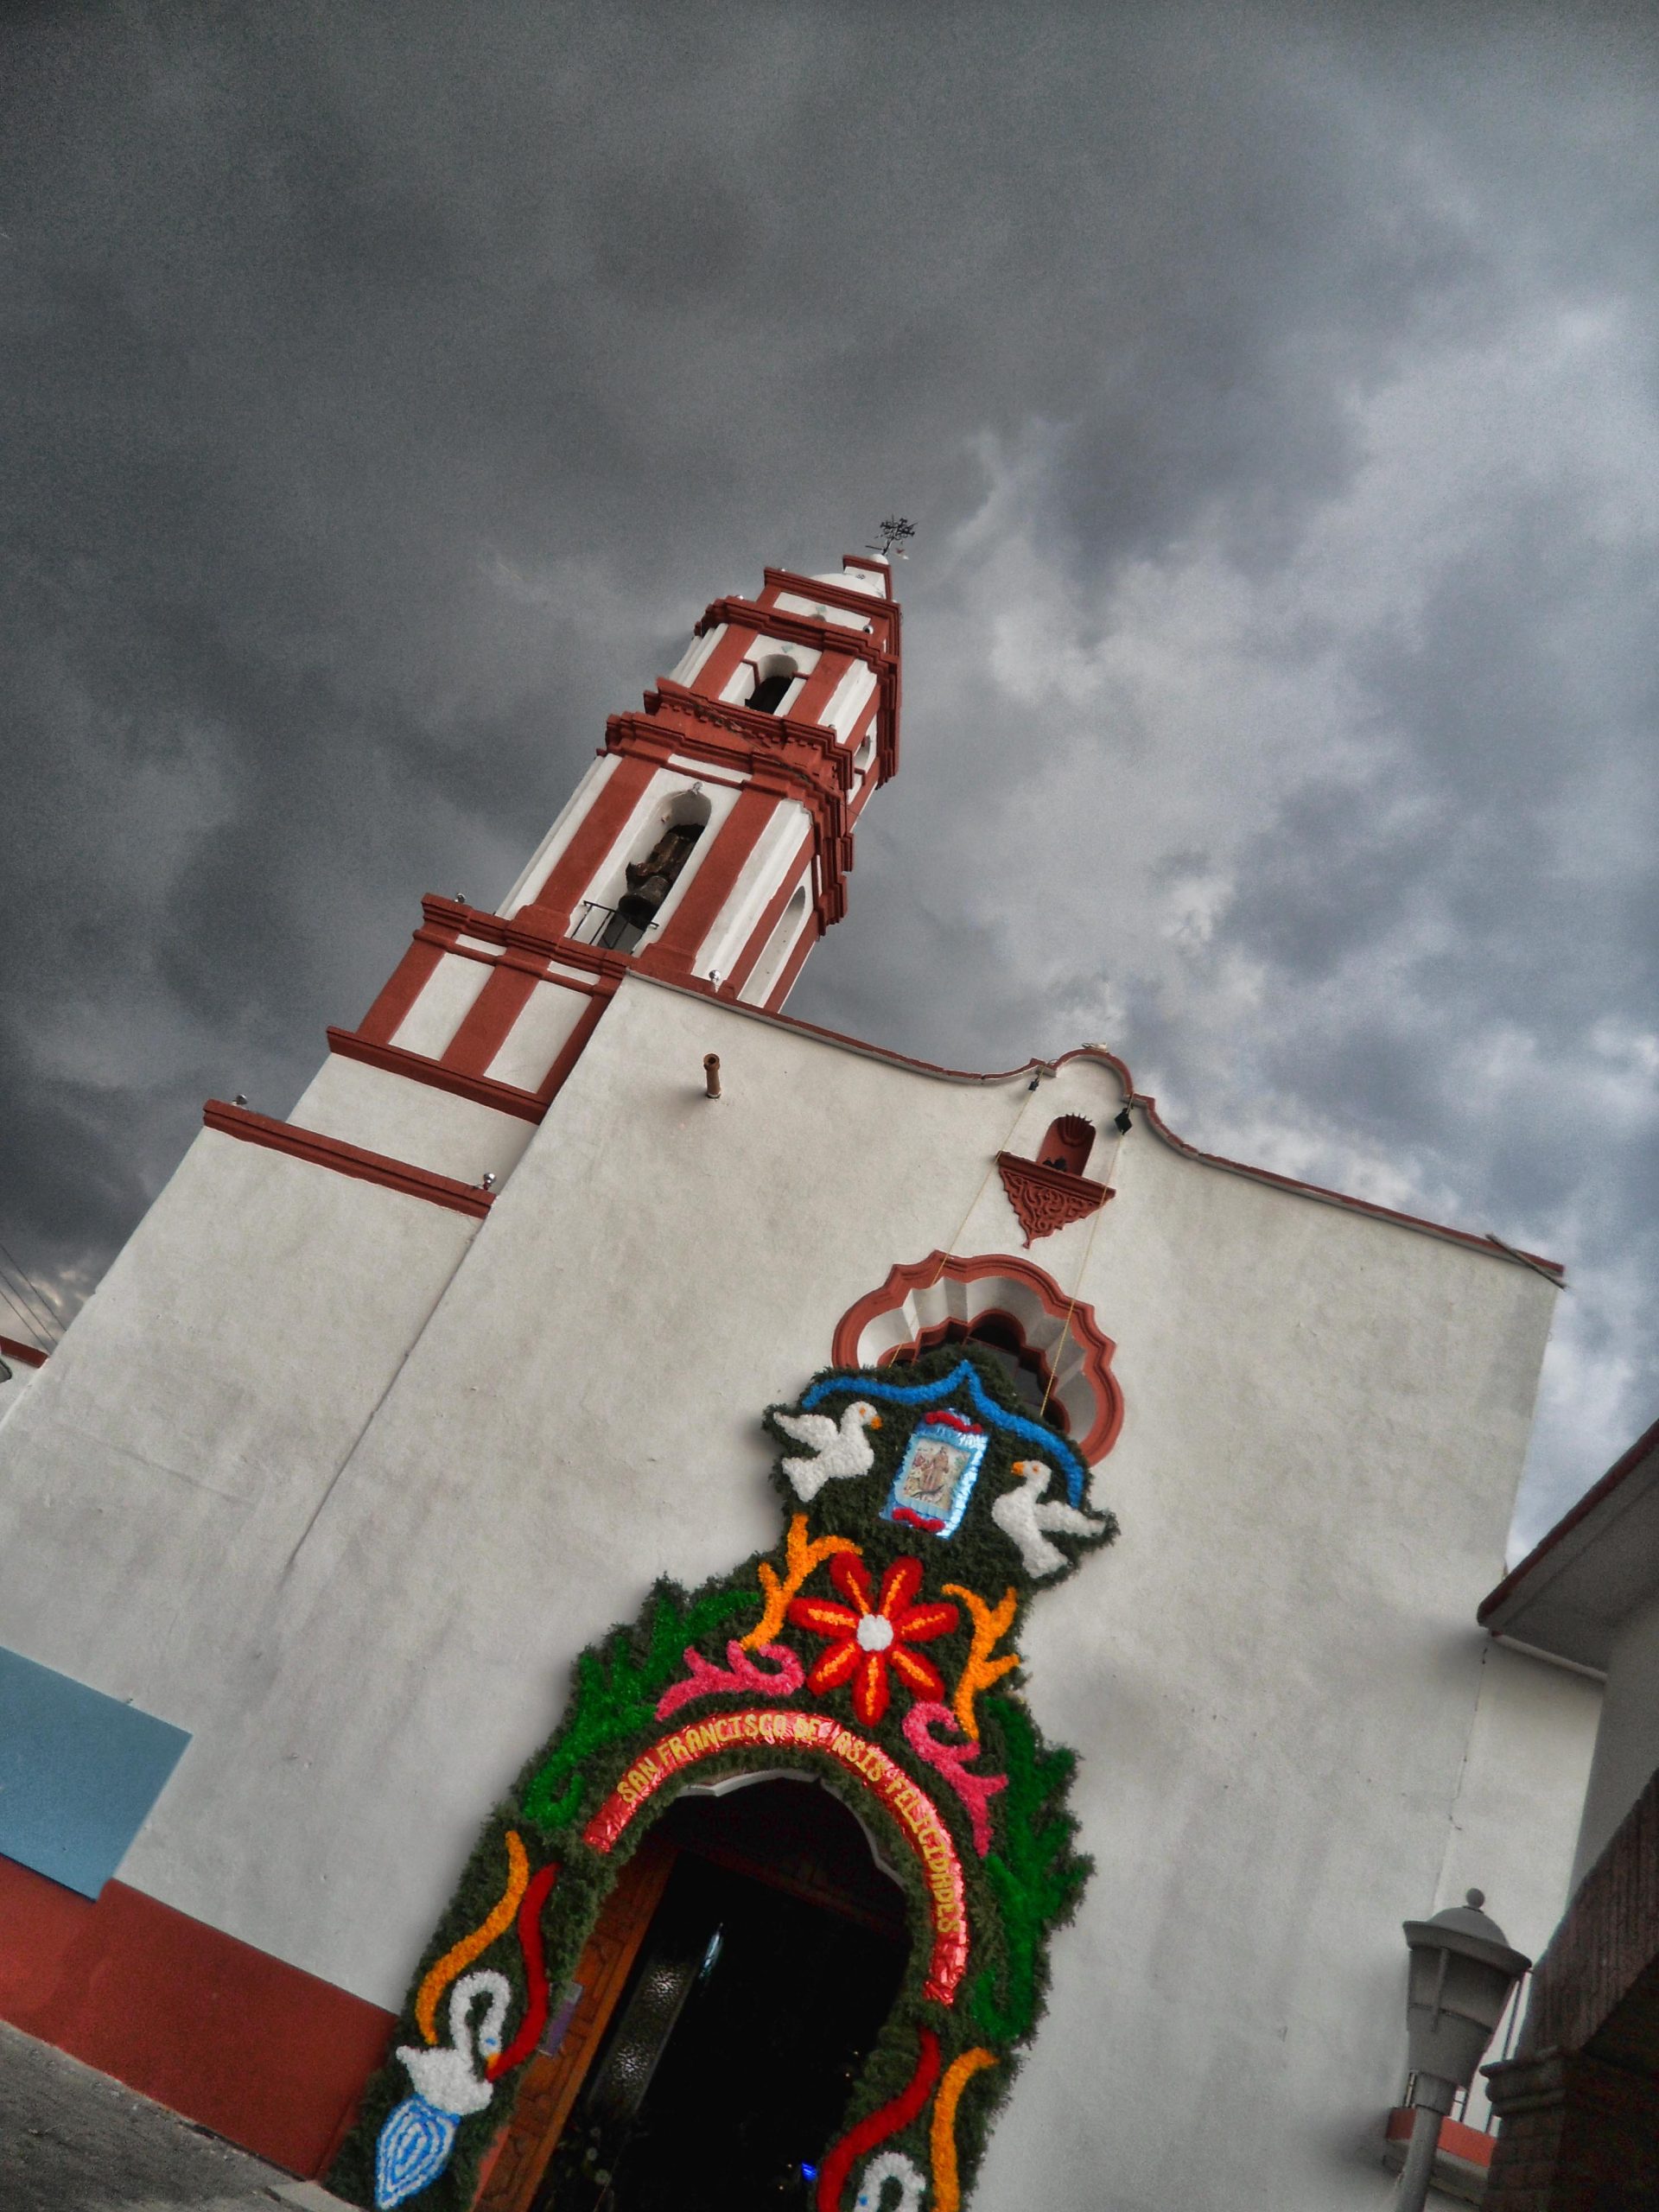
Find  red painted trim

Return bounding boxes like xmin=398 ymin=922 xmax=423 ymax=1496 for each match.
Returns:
xmin=624 ymin=976 xmax=1563 ymax=1279
xmin=0 ymin=1334 xmax=48 ymax=1368
xmin=686 ymin=620 xmax=755 ymax=702
xmin=1382 ymin=2106 xmax=1495 ymax=2169
xmin=702 ymin=599 xmax=891 ymax=674
xmin=323 ymin=1030 xmax=549 ymax=1124
xmin=0 ymin=1857 xmax=393 ymax=2178
xmin=995 ymin=1153 xmax=1114 ymax=1247
xmin=524 ymin=753 xmax=658 ymax=927
xmin=1478 ymin=1409 xmax=1659 ymax=1626
xmin=441 ymin=963 xmax=540 ymax=1076
xmin=639 ymin=785 xmax=775 ymax=976
xmin=203 ymin=1101 xmax=494 ymax=1219
xmin=830 ymin=1249 xmax=1124 ymax=1466
xmin=789 ymin=649 xmax=853 ymax=727
xmin=358 ymin=933 xmax=447 ymax=1047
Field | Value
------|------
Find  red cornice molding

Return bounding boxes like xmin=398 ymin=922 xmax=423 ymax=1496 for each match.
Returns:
xmin=203 ymin=1100 xmax=496 ymax=1218
xmin=641 ymin=683 xmax=858 ymax=791
xmin=995 ymin=1154 xmax=1114 ymax=1247
xmin=701 ymin=594 xmax=896 ymax=671
xmin=764 ymin=566 xmax=898 ymax=622
xmin=622 ymin=974 xmax=1564 ymax=1280
xmin=324 ymin=1029 xmax=550 ymax=1124
xmin=0 ymin=1333 xmax=48 ymax=1367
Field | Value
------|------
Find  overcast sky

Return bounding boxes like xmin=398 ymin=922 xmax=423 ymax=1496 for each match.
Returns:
xmin=3 ymin=3 xmax=1656 ymax=1552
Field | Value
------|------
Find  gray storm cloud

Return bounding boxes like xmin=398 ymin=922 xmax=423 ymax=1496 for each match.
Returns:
xmin=2 ymin=2 xmax=1655 ymax=1548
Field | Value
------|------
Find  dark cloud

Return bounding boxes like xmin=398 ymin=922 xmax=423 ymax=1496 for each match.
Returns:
xmin=2 ymin=1 xmax=1656 ymax=1544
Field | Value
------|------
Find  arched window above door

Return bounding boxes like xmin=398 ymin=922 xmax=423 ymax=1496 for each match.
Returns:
xmin=831 ymin=1249 xmax=1123 ymax=1466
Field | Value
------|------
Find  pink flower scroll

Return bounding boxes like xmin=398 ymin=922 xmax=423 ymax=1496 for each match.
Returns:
xmin=655 ymin=1639 xmax=805 ymax=1719
xmin=902 ymin=1700 xmax=1007 ymax=1857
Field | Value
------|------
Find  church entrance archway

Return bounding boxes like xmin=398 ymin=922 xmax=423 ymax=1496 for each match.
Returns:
xmin=476 ymin=1779 xmax=908 ymax=2212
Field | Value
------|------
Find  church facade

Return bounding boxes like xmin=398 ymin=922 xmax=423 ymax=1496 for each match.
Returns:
xmin=0 ymin=550 xmax=1602 ymax=2209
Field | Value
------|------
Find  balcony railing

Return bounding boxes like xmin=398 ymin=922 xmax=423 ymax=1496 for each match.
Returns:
xmin=568 ymin=900 xmax=661 ymax=952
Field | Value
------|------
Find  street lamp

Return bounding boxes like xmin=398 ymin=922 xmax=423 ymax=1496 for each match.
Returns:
xmin=1394 ymin=1890 xmax=1531 ymax=2212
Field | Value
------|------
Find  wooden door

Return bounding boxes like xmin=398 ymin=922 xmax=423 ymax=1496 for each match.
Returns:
xmin=472 ymin=1839 xmax=676 ymax=2212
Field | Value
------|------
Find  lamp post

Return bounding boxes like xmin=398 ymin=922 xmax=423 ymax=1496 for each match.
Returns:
xmin=1395 ymin=1890 xmax=1530 ymax=2212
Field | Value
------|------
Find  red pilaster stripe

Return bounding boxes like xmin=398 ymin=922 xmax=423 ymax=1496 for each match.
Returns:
xmin=203 ymin=1102 xmax=494 ymax=1218
xmin=0 ymin=1858 xmax=394 ymax=2178
xmin=324 ymin=1029 xmax=549 ymax=1124
xmin=688 ymin=620 xmax=755 ymax=702
xmin=639 ymin=785 xmax=775 ymax=976
xmin=440 ymin=963 xmax=541 ymax=1076
xmin=357 ymin=932 xmax=448 ymax=1047
xmin=524 ymin=753 xmax=658 ymax=928
xmin=789 ymin=649 xmax=852 ymax=727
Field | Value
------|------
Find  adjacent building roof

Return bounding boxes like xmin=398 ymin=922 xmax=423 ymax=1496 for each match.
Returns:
xmin=1478 ymin=1413 xmax=1659 ymax=1671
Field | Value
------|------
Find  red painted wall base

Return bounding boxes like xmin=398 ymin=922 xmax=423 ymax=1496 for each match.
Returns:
xmin=0 ymin=1853 xmax=394 ymax=2177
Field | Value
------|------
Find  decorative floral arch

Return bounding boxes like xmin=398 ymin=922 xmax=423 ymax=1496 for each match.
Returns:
xmin=831 ymin=1252 xmax=1123 ymax=1466
xmin=331 ymin=1345 xmax=1121 ymax=2212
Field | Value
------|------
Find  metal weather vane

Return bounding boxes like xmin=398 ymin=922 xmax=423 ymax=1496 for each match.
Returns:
xmin=868 ymin=516 xmax=916 ymax=558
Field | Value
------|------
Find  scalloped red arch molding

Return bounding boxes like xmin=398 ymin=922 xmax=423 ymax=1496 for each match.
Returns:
xmin=830 ymin=1250 xmax=1124 ymax=1466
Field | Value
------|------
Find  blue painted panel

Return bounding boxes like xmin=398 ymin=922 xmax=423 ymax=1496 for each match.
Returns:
xmin=0 ymin=1646 xmax=190 ymax=1899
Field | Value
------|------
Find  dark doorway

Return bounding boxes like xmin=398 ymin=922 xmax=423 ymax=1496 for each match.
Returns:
xmin=531 ymin=1781 xmax=907 ymax=2212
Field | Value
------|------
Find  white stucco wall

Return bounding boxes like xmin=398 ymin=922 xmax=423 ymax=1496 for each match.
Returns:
xmin=389 ymin=951 xmax=493 ymax=1059
xmin=0 ymin=978 xmax=1592 ymax=2209
xmin=0 ymin=1122 xmax=477 ymax=1726
xmin=499 ymin=752 xmax=616 ymax=919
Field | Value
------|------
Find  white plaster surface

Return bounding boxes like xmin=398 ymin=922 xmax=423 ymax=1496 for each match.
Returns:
xmin=741 ymin=881 xmax=810 ymax=1007
xmin=693 ymin=802 xmax=810 ymax=985
xmin=499 ymin=753 xmax=614 ymax=918
xmin=289 ymin=1055 xmax=534 ymax=1187
xmin=666 ymin=622 xmax=723 ymax=688
xmin=775 ymin=589 xmax=874 ymax=632
xmin=1572 ymin=1577 xmax=1659 ymax=1883
xmin=824 ymin=659 xmax=878 ymax=740
xmin=0 ymin=980 xmax=1595 ymax=2211
xmin=387 ymin=951 xmax=491 ymax=1060
xmin=483 ymin=981 xmax=589 ymax=1092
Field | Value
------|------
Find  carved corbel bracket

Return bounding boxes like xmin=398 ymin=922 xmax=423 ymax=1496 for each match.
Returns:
xmin=995 ymin=1153 xmax=1114 ymax=1248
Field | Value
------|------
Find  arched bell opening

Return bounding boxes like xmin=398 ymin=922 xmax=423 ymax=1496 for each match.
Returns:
xmin=478 ymin=1773 xmax=917 ymax=2212
xmin=745 ymin=652 xmax=802 ymax=716
xmin=596 ymin=789 xmax=713 ymax=953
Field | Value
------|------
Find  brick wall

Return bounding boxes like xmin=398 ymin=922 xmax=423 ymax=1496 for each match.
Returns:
xmin=1484 ymin=1764 xmax=1659 ymax=2209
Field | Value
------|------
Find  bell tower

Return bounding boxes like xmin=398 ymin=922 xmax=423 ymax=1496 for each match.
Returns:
xmin=323 ymin=550 xmax=900 ymax=1131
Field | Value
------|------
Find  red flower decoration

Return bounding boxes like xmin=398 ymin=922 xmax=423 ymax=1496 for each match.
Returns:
xmin=789 ymin=1554 xmax=959 ymax=1726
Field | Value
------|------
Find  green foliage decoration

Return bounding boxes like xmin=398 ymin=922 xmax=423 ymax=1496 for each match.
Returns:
xmin=330 ymin=1344 xmax=1117 ymax=2212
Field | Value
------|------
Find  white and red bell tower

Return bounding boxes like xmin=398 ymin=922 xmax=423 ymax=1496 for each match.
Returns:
xmin=321 ymin=551 xmax=899 ymax=1129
